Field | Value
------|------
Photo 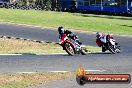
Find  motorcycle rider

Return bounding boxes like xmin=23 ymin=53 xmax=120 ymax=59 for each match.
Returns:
xmin=58 ymin=26 xmax=82 ymax=45
xmin=96 ymin=32 xmax=113 ymax=52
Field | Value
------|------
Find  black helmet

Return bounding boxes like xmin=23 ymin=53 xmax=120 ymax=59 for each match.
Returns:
xmin=96 ymin=32 xmax=102 ymax=38
xmin=58 ymin=26 xmax=64 ymax=34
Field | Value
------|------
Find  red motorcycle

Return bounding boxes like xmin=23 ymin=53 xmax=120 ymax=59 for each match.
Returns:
xmin=59 ymin=34 xmax=87 ymax=56
xmin=96 ymin=35 xmax=121 ymax=54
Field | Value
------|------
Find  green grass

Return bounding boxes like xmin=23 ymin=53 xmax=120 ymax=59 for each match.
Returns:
xmin=0 ymin=81 xmax=32 ymax=88
xmin=86 ymin=46 xmax=101 ymax=52
xmin=0 ymin=8 xmax=132 ymax=35
xmin=0 ymin=72 xmax=73 ymax=88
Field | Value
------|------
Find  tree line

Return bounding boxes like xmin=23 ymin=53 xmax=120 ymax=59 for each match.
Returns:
xmin=15 ymin=0 xmax=61 ymax=11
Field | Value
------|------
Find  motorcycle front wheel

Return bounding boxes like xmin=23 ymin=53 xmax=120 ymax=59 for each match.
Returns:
xmin=107 ymin=43 xmax=116 ymax=54
xmin=65 ymin=42 xmax=75 ymax=56
xmin=115 ymin=44 xmax=121 ymax=53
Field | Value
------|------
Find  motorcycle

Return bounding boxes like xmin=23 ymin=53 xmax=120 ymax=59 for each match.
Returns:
xmin=101 ymin=36 xmax=121 ymax=54
xmin=59 ymin=34 xmax=87 ymax=56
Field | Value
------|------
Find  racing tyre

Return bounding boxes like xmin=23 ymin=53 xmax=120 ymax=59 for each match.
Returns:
xmin=102 ymin=47 xmax=106 ymax=52
xmin=115 ymin=44 xmax=121 ymax=53
xmin=65 ymin=42 xmax=75 ymax=56
xmin=116 ymin=48 xmax=120 ymax=53
xmin=107 ymin=43 xmax=116 ymax=54
xmin=81 ymin=48 xmax=87 ymax=55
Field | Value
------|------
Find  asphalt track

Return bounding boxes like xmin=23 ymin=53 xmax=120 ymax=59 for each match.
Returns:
xmin=0 ymin=23 xmax=132 ymax=88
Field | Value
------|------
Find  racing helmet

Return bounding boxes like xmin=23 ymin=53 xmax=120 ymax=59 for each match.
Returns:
xmin=96 ymin=32 xmax=102 ymax=38
xmin=58 ymin=26 xmax=64 ymax=34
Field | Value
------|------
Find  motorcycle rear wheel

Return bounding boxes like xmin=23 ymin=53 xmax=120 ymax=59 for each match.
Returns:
xmin=102 ymin=46 xmax=106 ymax=52
xmin=81 ymin=48 xmax=87 ymax=55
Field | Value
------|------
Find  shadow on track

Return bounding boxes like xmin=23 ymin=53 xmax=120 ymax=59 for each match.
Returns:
xmin=20 ymin=52 xmax=114 ymax=57
xmin=89 ymin=52 xmax=112 ymax=54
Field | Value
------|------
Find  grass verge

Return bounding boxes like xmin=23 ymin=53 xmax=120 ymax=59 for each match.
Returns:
xmin=0 ymin=8 xmax=132 ymax=35
xmin=0 ymin=72 xmax=73 ymax=88
xmin=0 ymin=38 xmax=101 ymax=54
xmin=86 ymin=46 xmax=101 ymax=52
xmin=0 ymin=38 xmax=64 ymax=54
